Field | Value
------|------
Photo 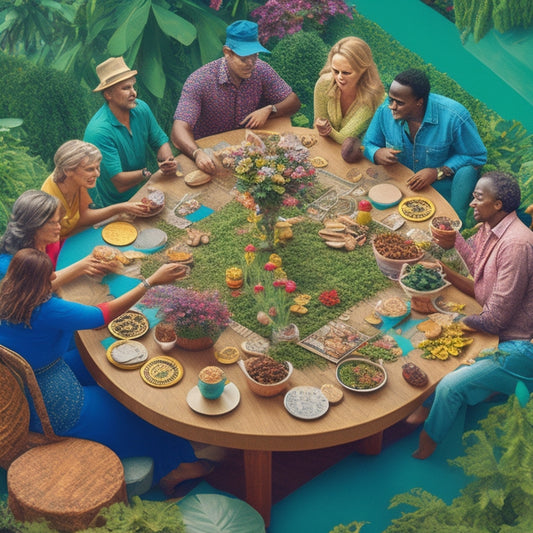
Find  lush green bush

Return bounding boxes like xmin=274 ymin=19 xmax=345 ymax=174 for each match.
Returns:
xmin=0 ymin=127 xmax=49 ymax=234
xmin=0 ymin=52 xmax=93 ymax=166
xmin=268 ymin=31 xmax=329 ymax=126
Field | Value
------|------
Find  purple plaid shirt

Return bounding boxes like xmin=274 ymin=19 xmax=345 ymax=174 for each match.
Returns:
xmin=173 ymin=57 xmax=292 ymax=139
xmin=457 ymin=211 xmax=533 ymax=341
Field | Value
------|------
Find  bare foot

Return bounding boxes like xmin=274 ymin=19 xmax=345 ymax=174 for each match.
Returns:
xmin=412 ymin=429 xmax=437 ymax=459
xmin=405 ymin=405 xmax=430 ymax=426
xmin=159 ymin=459 xmax=215 ymax=496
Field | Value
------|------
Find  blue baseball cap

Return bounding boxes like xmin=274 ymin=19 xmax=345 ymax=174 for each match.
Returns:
xmin=224 ymin=20 xmax=270 ymax=56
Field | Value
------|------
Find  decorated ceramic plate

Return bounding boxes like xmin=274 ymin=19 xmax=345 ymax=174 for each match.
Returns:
xmin=133 ymin=228 xmax=168 ymax=251
xmin=283 ymin=386 xmax=329 ymax=420
xmin=398 ymin=197 xmax=436 ymax=222
xmin=101 ymin=221 xmax=138 ymax=246
xmin=186 ymin=382 xmax=240 ymax=415
xmin=140 ymin=356 xmax=184 ymax=388
xmin=108 ymin=310 xmax=150 ymax=340
xmin=106 ymin=340 xmax=148 ymax=370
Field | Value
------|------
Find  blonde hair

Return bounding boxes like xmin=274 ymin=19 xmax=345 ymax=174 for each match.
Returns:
xmin=53 ymin=140 xmax=102 ymax=183
xmin=320 ymin=37 xmax=384 ymax=111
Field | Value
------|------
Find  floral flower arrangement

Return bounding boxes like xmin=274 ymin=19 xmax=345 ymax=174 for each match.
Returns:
xmin=221 ymin=133 xmax=316 ymax=246
xmin=241 ymin=244 xmax=297 ymax=333
xmin=141 ymin=286 xmax=231 ymax=341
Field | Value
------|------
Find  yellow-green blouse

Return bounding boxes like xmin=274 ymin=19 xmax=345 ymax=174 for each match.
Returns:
xmin=313 ymin=73 xmax=383 ymax=144
xmin=41 ymin=174 xmax=80 ymax=237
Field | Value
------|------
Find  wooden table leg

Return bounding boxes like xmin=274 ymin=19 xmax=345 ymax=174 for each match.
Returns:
xmin=354 ymin=431 xmax=383 ymax=455
xmin=243 ymin=449 xmax=272 ymax=527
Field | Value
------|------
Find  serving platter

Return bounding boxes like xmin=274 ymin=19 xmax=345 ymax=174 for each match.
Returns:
xmin=101 ymin=221 xmax=138 ymax=246
xmin=106 ymin=340 xmax=148 ymax=369
xmin=140 ymin=356 xmax=184 ymax=388
xmin=108 ymin=310 xmax=150 ymax=340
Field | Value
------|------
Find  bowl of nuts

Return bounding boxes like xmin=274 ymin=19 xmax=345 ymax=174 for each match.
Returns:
xmin=372 ymin=232 xmax=425 ymax=280
xmin=237 ymin=356 xmax=293 ymax=397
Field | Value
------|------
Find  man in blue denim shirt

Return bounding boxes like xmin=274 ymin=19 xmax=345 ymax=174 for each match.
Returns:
xmin=363 ymin=69 xmax=487 ymax=223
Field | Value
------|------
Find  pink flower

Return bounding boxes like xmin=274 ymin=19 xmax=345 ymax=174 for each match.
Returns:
xmin=245 ymin=244 xmax=256 ymax=252
xmin=285 ymin=280 xmax=297 ymax=293
xmin=268 ymin=306 xmax=277 ymax=317
xmin=254 ymin=284 xmax=265 ymax=293
xmin=273 ymin=279 xmax=286 ymax=288
xmin=264 ymin=262 xmax=277 ymax=271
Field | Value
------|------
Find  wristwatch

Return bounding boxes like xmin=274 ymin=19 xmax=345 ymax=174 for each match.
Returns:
xmin=270 ymin=104 xmax=278 ymax=115
xmin=436 ymin=167 xmax=445 ymax=181
xmin=141 ymin=168 xmax=151 ymax=179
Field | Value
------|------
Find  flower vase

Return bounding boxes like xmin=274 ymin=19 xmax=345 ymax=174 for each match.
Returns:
xmin=271 ymin=323 xmax=299 ymax=344
xmin=175 ymin=335 xmax=215 ymax=351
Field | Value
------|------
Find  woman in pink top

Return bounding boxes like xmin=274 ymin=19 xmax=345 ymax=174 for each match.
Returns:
xmin=409 ymin=171 xmax=533 ymax=459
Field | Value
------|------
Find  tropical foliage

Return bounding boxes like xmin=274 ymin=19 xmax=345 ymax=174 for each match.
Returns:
xmin=454 ymin=0 xmax=533 ymax=42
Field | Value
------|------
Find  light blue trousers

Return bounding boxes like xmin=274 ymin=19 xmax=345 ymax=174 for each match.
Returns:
xmin=423 ymin=340 xmax=533 ymax=443
xmin=431 ymin=165 xmax=479 ymax=225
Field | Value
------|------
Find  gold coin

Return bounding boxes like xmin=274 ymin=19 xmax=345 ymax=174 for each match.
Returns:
xmin=102 ymin=221 xmax=138 ymax=246
xmin=310 ymin=156 xmax=328 ymax=168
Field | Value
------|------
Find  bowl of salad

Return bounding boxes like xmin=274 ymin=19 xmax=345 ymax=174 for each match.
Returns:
xmin=336 ymin=357 xmax=387 ymax=392
xmin=398 ymin=262 xmax=450 ymax=299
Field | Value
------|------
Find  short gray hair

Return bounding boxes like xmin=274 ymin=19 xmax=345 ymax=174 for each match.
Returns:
xmin=53 ymin=140 xmax=101 ymax=183
xmin=0 ymin=190 xmax=60 ymax=255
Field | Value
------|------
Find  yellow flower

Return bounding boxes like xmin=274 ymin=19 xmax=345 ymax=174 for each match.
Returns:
xmin=276 ymin=163 xmax=285 ymax=172
xmin=245 ymin=252 xmax=256 ymax=265
xmin=272 ymin=174 xmax=285 ymax=184
xmin=255 ymin=157 xmax=267 ymax=167
xmin=274 ymin=267 xmax=287 ymax=279
xmin=269 ymin=254 xmax=282 ymax=267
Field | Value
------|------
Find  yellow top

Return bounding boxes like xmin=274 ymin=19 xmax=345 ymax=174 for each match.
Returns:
xmin=41 ymin=174 xmax=80 ymax=237
xmin=313 ymin=73 xmax=384 ymax=144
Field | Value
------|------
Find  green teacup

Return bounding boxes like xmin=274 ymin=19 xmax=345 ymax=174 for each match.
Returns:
xmin=198 ymin=366 xmax=226 ymax=400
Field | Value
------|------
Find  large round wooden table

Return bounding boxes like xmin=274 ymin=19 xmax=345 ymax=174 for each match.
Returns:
xmin=65 ymin=118 xmax=496 ymax=525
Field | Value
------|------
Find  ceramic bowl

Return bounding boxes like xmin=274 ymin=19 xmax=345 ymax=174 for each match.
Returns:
xmin=372 ymin=242 xmax=424 ymax=281
xmin=336 ymin=357 xmax=387 ymax=393
xmin=368 ymin=183 xmax=402 ymax=210
xmin=153 ymin=329 xmax=176 ymax=352
xmin=237 ymin=359 xmax=293 ymax=397
xmin=398 ymin=263 xmax=451 ymax=299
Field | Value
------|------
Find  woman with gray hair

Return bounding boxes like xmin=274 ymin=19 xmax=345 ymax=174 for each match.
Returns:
xmin=42 ymin=140 xmax=147 ymax=237
xmin=0 ymin=190 xmax=114 ymax=288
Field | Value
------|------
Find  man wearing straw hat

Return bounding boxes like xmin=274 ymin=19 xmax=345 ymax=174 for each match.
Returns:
xmin=171 ymin=20 xmax=301 ymax=175
xmin=84 ymin=57 xmax=177 ymax=207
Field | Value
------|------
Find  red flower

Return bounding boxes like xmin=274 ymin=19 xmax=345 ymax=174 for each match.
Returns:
xmin=319 ymin=290 xmax=340 ymax=306
xmin=254 ymin=284 xmax=264 ymax=293
xmin=264 ymin=262 xmax=277 ymax=271
xmin=273 ymin=279 xmax=286 ymax=287
xmin=245 ymin=244 xmax=256 ymax=252
xmin=285 ymin=280 xmax=297 ymax=293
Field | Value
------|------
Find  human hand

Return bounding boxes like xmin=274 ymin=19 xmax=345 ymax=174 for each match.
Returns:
xmin=374 ymin=147 xmax=401 ymax=165
xmin=194 ymin=150 xmax=216 ymax=174
xmin=406 ymin=168 xmax=436 ymax=191
xmin=78 ymin=255 xmax=118 ymax=277
xmin=240 ymin=107 xmax=270 ymax=129
xmin=430 ymin=227 xmax=457 ymax=250
xmin=315 ymin=117 xmax=332 ymax=136
xmin=158 ymin=157 xmax=178 ymax=176
xmin=121 ymin=201 xmax=152 ymax=217
xmin=147 ymin=263 xmax=191 ymax=286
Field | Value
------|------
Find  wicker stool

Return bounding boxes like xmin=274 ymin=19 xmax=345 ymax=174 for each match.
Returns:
xmin=8 ymin=438 xmax=127 ymax=532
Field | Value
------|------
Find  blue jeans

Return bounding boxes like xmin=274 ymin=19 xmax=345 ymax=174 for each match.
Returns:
xmin=423 ymin=340 xmax=533 ymax=443
xmin=432 ymin=165 xmax=479 ymax=224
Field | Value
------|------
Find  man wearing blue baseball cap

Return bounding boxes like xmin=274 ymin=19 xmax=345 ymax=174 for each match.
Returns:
xmin=171 ymin=20 xmax=301 ymax=174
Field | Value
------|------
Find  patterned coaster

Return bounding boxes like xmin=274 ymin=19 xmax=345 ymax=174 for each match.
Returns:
xmin=140 ymin=356 xmax=184 ymax=388
xmin=108 ymin=310 xmax=150 ymax=340
xmin=398 ymin=197 xmax=436 ymax=222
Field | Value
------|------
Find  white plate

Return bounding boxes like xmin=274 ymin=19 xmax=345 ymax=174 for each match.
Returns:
xmin=186 ymin=382 xmax=240 ymax=416
xmin=283 ymin=386 xmax=329 ymax=420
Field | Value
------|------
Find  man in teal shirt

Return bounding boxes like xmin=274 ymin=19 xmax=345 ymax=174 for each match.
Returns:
xmin=84 ymin=57 xmax=177 ymax=207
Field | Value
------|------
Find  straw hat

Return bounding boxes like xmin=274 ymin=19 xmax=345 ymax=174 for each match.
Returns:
xmin=93 ymin=57 xmax=138 ymax=92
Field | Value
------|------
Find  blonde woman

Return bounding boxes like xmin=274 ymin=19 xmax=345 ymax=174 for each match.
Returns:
xmin=41 ymin=140 xmax=147 ymax=237
xmin=314 ymin=37 xmax=385 ymax=143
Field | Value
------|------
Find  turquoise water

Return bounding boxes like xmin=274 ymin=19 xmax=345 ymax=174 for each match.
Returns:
xmin=352 ymin=0 xmax=533 ymax=133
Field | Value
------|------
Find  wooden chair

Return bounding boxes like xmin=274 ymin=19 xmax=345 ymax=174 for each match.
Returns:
xmin=0 ymin=344 xmax=128 ymax=532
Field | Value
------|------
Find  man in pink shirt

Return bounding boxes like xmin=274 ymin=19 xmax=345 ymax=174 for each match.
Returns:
xmin=409 ymin=171 xmax=533 ymax=459
xmin=171 ymin=20 xmax=300 ymax=175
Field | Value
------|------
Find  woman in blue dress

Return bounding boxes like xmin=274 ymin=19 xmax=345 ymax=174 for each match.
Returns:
xmin=0 ymin=248 xmax=213 ymax=495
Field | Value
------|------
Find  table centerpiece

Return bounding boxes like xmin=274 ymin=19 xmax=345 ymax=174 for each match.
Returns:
xmin=141 ymin=287 xmax=231 ymax=351
xmin=220 ymin=132 xmax=316 ymax=249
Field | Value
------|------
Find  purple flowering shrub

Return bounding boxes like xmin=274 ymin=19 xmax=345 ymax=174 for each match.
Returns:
xmin=251 ymin=0 xmax=354 ymax=44
xmin=141 ymin=286 xmax=231 ymax=340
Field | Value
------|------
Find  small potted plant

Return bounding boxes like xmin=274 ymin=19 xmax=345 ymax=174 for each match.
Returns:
xmin=141 ymin=287 xmax=231 ymax=351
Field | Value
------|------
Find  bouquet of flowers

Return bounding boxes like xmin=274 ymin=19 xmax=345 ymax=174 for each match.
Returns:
xmin=220 ymin=132 xmax=316 ymax=246
xmin=141 ymin=286 xmax=231 ymax=341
